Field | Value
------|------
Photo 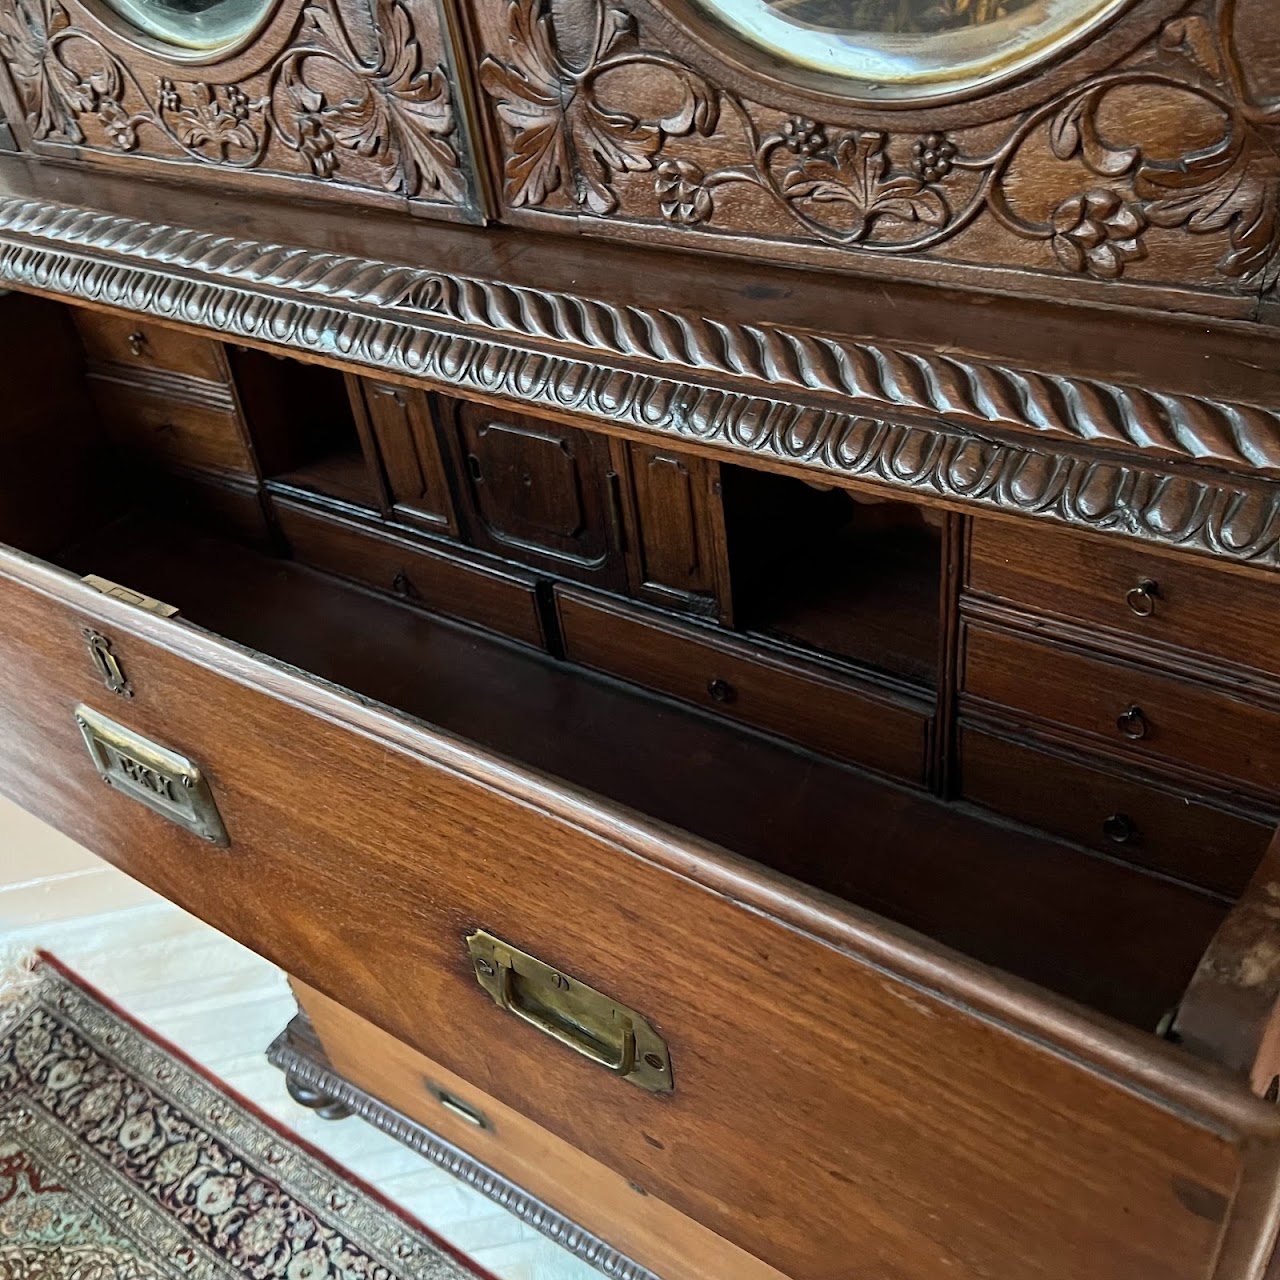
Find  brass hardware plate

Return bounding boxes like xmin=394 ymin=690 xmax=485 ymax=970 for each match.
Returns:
xmin=466 ymin=929 xmax=673 ymax=1095
xmin=75 ymin=705 xmax=229 ymax=846
xmin=82 ymin=575 xmax=179 ymax=618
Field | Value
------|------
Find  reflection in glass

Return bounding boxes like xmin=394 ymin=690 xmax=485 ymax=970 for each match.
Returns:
xmin=693 ymin=0 xmax=1127 ymax=99
xmin=102 ymin=0 xmax=275 ymax=50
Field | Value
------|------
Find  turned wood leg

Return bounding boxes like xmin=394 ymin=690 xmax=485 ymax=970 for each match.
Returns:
xmin=284 ymin=1066 xmax=353 ymax=1120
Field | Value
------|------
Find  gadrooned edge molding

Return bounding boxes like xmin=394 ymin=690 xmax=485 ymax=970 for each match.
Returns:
xmin=0 ymin=196 xmax=1277 ymax=472
xmin=0 ymin=194 xmax=1278 ymax=568
xmin=267 ymin=1023 xmax=663 ymax=1280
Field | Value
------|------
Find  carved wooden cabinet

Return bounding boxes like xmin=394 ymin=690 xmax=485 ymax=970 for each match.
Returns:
xmin=0 ymin=0 xmax=1279 ymax=1277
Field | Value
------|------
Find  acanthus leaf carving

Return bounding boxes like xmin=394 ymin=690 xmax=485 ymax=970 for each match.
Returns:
xmin=478 ymin=0 xmax=714 ymax=213
xmin=0 ymin=0 xmax=468 ymax=201
xmin=478 ymin=0 xmax=1280 ymax=289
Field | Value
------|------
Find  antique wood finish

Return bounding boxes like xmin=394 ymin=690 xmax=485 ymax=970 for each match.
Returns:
xmin=0 ymin=0 xmax=1279 ymax=1268
xmin=289 ymin=979 xmax=790 ymax=1280
xmin=962 ymin=622 xmax=1280 ymax=802
xmin=272 ymin=497 xmax=547 ymax=648
xmin=611 ymin=439 xmax=730 ymax=619
xmin=0 ymin=0 xmax=482 ymax=219
xmin=959 ymin=727 xmax=1274 ymax=898
xmin=72 ymin=310 xmax=229 ymax=382
xmin=0 ymin=548 xmax=1278 ymax=1280
xmin=347 ymin=377 xmax=459 ymax=535
xmin=463 ymin=0 xmax=1280 ymax=307
xmin=441 ymin=398 xmax=628 ymax=589
xmin=1177 ymin=829 xmax=1280 ymax=1097
xmin=88 ymin=381 xmax=256 ymax=477
xmin=0 ymin=294 xmax=116 ymax=556
xmin=555 ymin=583 xmax=931 ymax=782
xmin=0 ymin=161 xmax=1277 ymax=576
xmin=967 ymin=519 xmax=1280 ymax=681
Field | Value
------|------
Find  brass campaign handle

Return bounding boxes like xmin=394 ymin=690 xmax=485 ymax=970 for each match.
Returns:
xmin=466 ymin=929 xmax=671 ymax=1094
xmin=498 ymin=964 xmax=638 ymax=1077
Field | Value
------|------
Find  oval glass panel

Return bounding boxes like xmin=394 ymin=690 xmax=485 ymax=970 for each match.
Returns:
xmin=101 ymin=0 xmax=274 ymax=50
xmin=691 ymin=0 xmax=1130 ymax=100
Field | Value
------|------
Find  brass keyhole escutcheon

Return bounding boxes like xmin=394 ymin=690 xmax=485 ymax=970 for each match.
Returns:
xmin=84 ymin=629 xmax=132 ymax=698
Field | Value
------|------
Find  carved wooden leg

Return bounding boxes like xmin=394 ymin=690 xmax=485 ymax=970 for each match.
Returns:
xmin=270 ymin=1007 xmax=353 ymax=1120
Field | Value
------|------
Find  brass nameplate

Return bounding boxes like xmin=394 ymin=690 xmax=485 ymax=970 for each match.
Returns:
xmin=466 ymin=929 xmax=672 ymax=1095
xmin=75 ymin=706 xmax=229 ymax=846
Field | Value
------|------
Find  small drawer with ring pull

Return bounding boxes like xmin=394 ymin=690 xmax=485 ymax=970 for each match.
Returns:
xmin=962 ymin=623 xmax=1280 ymax=800
xmin=966 ymin=519 xmax=1280 ymax=677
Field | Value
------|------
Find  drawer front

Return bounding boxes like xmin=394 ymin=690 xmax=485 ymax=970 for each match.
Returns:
xmin=964 ymin=624 xmax=1280 ymax=797
xmin=556 ymin=586 xmax=929 ymax=783
xmin=93 ymin=383 xmax=255 ymax=477
xmin=968 ymin=520 xmax=1280 ymax=677
xmin=274 ymin=500 xmax=546 ymax=650
xmin=0 ymin=555 xmax=1277 ymax=1280
xmin=960 ymin=727 xmax=1273 ymax=898
xmin=73 ymin=311 xmax=227 ymax=382
xmin=292 ymin=980 xmax=787 ymax=1280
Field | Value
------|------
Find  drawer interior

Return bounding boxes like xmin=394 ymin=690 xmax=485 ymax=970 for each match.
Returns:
xmin=0 ymin=294 xmax=1265 ymax=1040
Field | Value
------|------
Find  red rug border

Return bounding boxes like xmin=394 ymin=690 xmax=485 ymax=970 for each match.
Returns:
xmin=29 ymin=949 xmax=506 ymax=1280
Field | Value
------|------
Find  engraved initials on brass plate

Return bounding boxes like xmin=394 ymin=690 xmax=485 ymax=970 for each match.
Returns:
xmin=74 ymin=705 xmax=229 ymax=846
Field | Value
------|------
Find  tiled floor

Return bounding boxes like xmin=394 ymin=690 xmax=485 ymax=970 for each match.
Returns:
xmin=0 ymin=792 xmax=599 ymax=1280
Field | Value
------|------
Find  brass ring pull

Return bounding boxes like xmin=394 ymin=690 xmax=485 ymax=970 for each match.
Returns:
xmin=1102 ymin=812 xmax=1137 ymax=844
xmin=1125 ymin=579 xmax=1159 ymax=617
xmin=1116 ymin=705 xmax=1149 ymax=740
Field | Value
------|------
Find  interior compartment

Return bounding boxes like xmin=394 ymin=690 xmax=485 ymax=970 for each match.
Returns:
xmin=0 ymin=294 xmax=1252 ymax=1042
xmin=230 ymin=347 xmax=379 ymax=511
xmin=721 ymin=465 xmax=943 ymax=687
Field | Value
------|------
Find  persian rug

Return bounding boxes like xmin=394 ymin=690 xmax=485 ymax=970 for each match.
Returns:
xmin=0 ymin=955 xmax=491 ymax=1280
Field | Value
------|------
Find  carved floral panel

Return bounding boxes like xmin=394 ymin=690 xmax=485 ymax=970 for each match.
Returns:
xmin=0 ymin=0 xmax=479 ymax=216
xmin=471 ymin=0 xmax=1280 ymax=293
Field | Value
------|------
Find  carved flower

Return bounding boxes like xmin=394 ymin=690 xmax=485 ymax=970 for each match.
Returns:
xmin=1050 ymin=189 xmax=1146 ymax=278
xmin=156 ymin=76 xmax=180 ymax=112
xmin=781 ymin=131 xmax=949 ymax=242
xmin=655 ymin=158 xmax=713 ymax=226
xmin=911 ymin=133 xmax=956 ymax=182
xmin=97 ymin=96 xmax=137 ymax=150
xmin=781 ymin=115 xmax=826 ymax=156
xmin=160 ymin=82 xmax=261 ymax=160
xmin=293 ymin=105 xmax=338 ymax=179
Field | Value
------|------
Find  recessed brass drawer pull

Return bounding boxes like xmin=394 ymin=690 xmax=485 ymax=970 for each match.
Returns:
xmin=425 ymin=1081 xmax=490 ymax=1129
xmin=466 ymin=929 xmax=673 ymax=1095
xmin=75 ymin=705 xmax=229 ymax=846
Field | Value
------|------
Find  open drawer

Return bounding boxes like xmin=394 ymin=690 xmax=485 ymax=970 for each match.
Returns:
xmin=3 ymin=308 xmax=1280 ymax=1280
